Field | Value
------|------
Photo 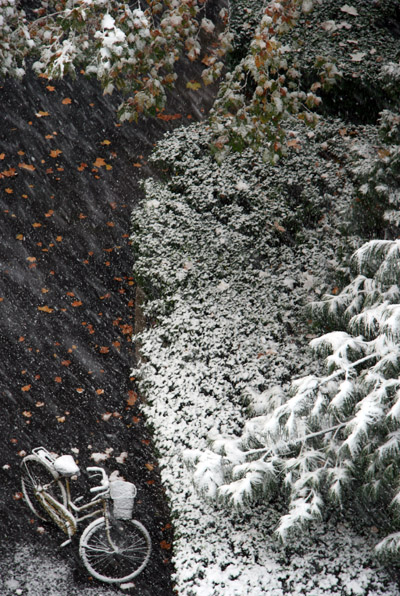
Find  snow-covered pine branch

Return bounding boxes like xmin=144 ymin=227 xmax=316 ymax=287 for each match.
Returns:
xmin=189 ymin=238 xmax=400 ymax=548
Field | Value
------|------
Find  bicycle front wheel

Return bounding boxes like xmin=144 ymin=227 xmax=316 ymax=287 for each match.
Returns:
xmin=21 ymin=454 xmax=67 ymax=522
xmin=79 ymin=517 xmax=151 ymax=584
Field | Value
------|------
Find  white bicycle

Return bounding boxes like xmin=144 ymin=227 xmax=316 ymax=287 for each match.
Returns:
xmin=21 ymin=446 xmax=151 ymax=585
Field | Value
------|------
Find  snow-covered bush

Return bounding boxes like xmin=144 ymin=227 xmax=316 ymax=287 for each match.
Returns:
xmin=188 ymin=238 xmax=400 ymax=555
xmin=350 ymin=110 xmax=400 ymax=236
xmin=128 ymin=118 xmax=400 ymax=592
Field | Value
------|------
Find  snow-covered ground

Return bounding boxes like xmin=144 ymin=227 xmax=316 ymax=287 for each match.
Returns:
xmin=131 ymin=120 xmax=400 ymax=594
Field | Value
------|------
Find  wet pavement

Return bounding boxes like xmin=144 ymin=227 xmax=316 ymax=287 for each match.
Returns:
xmin=0 ymin=70 xmax=213 ymax=593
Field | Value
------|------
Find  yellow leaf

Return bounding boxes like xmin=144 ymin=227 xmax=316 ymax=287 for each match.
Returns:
xmin=186 ymin=80 xmax=202 ymax=90
xmin=36 ymin=110 xmax=50 ymax=117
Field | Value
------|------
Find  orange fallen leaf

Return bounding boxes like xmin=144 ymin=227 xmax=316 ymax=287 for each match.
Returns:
xmin=99 ymin=346 xmax=109 ymax=354
xmin=133 ymin=162 xmax=142 ymax=168
xmin=38 ymin=305 xmax=54 ymax=313
xmin=46 ymin=85 xmax=55 ymax=92
xmin=36 ymin=110 xmax=50 ymax=117
xmin=19 ymin=336 xmax=25 ymax=342
xmin=56 ymin=236 xmax=62 ymax=242
xmin=76 ymin=388 xmax=84 ymax=393
xmin=160 ymin=540 xmax=172 ymax=550
xmin=61 ymin=360 xmax=71 ymax=366
xmin=13 ymin=492 xmax=24 ymax=500
xmin=96 ymin=389 xmax=104 ymax=395
xmin=61 ymin=97 xmax=72 ymax=105
xmin=32 ymin=223 xmax=42 ymax=228
xmin=127 ymin=391 xmax=137 ymax=406
xmin=145 ymin=463 xmax=154 ymax=471
xmin=5 ymin=188 xmax=13 ymax=194
xmin=0 ymin=153 xmax=5 ymax=159
xmin=45 ymin=210 xmax=54 ymax=217
xmin=50 ymin=149 xmax=62 ymax=158
xmin=54 ymin=376 xmax=62 ymax=383
xmin=71 ymin=300 xmax=83 ymax=307
xmin=22 ymin=411 xmax=32 ymax=418
xmin=106 ymin=221 xmax=115 ymax=227
xmin=36 ymin=401 xmax=45 ymax=407
xmin=21 ymin=385 xmax=31 ymax=392
xmin=93 ymin=157 xmax=106 ymax=168
xmin=101 ymin=139 xmax=111 ymax=145
xmin=45 ymin=134 xmax=54 ymax=139
xmin=78 ymin=213 xmax=87 ymax=219
xmin=27 ymin=256 xmax=37 ymax=262
xmin=78 ymin=162 xmax=88 ymax=171
xmin=57 ymin=416 xmax=66 ymax=423
xmin=19 ymin=163 xmax=35 ymax=171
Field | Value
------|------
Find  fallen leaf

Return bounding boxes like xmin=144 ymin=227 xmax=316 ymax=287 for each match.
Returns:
xmin=76 ymin=388 xmax=84 ymax=393
xmin=50 ymin=149 xmax=62 ymax=158
xmin=0 ymin=153 xmax=5 ymax=159
xmin=61 ymin=97 xmax=72 ymax=105
xmin=340 ymin=4 xmax=358 ymax=16
xmin=22 ymin=410 xmax=32 ymax=417
xmin=101 ymin=139 xmax=111 ymax=145
xmin=78 ymin=162 xmax=88 ymax=171
xmin=99 ymin=346 xmax=110 ymax=354
xmin=133 ymin=162 xmax=142 ymax=168
xmin=274 ymin=221 xmax=286 ymax=233
xmin=54 ymin=376 xmax=62 ymax=383
xmin=13 ymin=492 xmax=24 ymax=500
xmin=35 ymin=401 xmax=45 ymax=407
xmin=21 ymin=385 xmax=31 ymax=392
xmin=36 ymin=110 xmax=50 ymax=117
xmin=160 ymin=540 xmax=172 ymax=550
xmin=32 ymin=222 xmax=42 ymax=228
xmin=46 ymin=85 xmax=55 ymax=92
xmin=71 ymin=300 xmax=83 ymax=307
xmin=145 ymin=463 xmax=154 ymax=471
xmin=127 ymin=390 xmax=137 ymax=406
xmin=350 ymin=52 xmax=366 ymax=62
xmin=96 ymin=389 xmax=104 ymax=395
xmin=93 ymin=157 xmax=106 ymax=168
xmin=186 ymin=80 xmax=201 ymax=90
xmin=38 ymin=305 xmax=54 ymax=313
xmin=18 ymin=162 xmax=35 ymax=172
xmin=5 ymin=188 xmax=13 ymax=194
xmin=26 ymin=256 xmax=37 ymax=262
xmin=57 ymin=416 xmax=66 ymax=423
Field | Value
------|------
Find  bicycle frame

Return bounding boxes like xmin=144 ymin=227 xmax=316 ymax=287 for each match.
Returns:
xmin=28 ymin=449 xmax=112 ymax=546
xmin=22 ymin=448 xmax=152 ymax=584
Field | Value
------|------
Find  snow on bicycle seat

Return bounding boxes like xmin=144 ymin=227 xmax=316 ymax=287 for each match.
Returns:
xmin=53 ymin=455 xmax=80 ymax=477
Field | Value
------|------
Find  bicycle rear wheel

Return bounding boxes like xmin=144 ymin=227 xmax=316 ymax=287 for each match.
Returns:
xmin=21 ymin=454 xmax=67 ymax=522
xmin=79 ymin=517 xmax=151 ymax=584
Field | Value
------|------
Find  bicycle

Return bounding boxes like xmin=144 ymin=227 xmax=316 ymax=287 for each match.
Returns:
xmin=20 ymin=446 xmax=151 ymax=585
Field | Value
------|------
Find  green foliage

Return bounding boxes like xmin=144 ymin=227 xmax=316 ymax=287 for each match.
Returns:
xmin=187 ymin=239 xmax=400 ymax=553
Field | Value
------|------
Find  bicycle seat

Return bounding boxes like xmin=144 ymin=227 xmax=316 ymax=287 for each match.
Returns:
xmin=53 ymin=455 xmax=80 ymax=477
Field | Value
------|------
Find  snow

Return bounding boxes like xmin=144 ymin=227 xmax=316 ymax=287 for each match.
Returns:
xmin=131 ymin=119 xmax=399 ymax=594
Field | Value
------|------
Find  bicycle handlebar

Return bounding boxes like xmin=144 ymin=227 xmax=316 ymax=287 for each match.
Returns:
xmin=86 ymin=466 xmax=109 ymax=493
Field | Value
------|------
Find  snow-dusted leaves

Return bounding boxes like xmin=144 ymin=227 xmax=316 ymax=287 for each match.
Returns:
xmin=189 ymin=238 xmax=400 ymax=549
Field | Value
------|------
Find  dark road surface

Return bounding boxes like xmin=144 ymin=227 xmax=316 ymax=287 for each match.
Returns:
xmin=0 ymin=70 xmax=214 ymax=594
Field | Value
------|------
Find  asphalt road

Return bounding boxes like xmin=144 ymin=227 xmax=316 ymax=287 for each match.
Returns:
xmin=0 ymin=69 xmax=214 ymax=594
